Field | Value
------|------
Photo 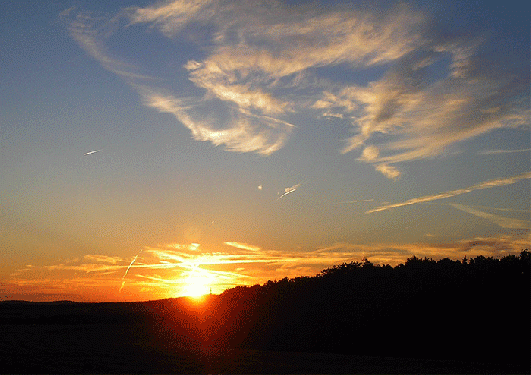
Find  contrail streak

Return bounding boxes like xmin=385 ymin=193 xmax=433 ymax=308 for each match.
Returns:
xmin=479 ymin=148 xmax=531 ymax=155
xmin=84 ymin=150 xmax=101 ymax=155
xmin=119 ymin=249 xmax=143 ymax=292
xmin=366 ymin=171 xmax=531 ymax=213
xmin=279 ymin=183 xmax=300 ymax=199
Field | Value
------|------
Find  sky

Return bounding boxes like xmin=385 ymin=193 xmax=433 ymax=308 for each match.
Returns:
xmin=1 ymin=0 xmax=529 ymax=302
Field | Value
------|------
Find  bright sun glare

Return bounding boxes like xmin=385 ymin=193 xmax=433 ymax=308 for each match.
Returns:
xmin=182 ymin=268 xmax=213 ymax=298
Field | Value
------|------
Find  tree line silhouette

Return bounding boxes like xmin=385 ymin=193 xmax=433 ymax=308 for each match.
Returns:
xmin=138 ymin=250 xmax=529 ymax=371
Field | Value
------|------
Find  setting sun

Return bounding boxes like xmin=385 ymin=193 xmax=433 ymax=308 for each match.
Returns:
xmin=181 ymin=268 xmax=214 ymax=297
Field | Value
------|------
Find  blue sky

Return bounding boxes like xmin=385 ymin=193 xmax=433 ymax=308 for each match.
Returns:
xmin=1 ymin=0 xmax=529 ymax=301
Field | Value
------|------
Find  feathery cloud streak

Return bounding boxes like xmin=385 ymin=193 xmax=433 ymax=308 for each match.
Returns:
xmin=479 ymin=148 xmax=531 ymax=155
xmin=367 ymin=172 xmax=531 ymax=213
xmin=449 ymin=203 xmax=529 ymax=230
xmin=316 ymin=232 xmax=530 ymax=264
xmin=139 ymin=89 xmax=293 ymax=155
xmin=65 ymin=0 xmax=529 ymax=176
xmin=333 ymin=46 xmax=529 ymax=177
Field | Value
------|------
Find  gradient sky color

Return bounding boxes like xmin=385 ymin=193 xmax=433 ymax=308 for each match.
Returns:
xmin=1 ymin=0 xmax=529 ymax=302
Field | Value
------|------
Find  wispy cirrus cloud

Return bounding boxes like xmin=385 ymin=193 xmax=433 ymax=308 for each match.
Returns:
xmin=83 ymin=254 xmax=122 ymax=264
xmin=63 ymin=1 xmax=422 ymax=160
xmin=139 ymin=89 xmax=293 ymax=155
xmin=45 ymin=262 xmax=122 ymax=273
xmin=224 ymin=241 xmax=261 ymax=252
xmin=367 ymin=171 xmax=531 ymax=213
xmin=336 ymin=58 xmax=528 ymax=177
xmin=128 ymin=0 xmax=215 ymax=36
xmin=136 ymin=0 xmax=424 ymax=76
xmin=65 ymin=0 xmax=529 ymax=176
xmin=315 ymin=34 xmax=529 ymax=178
xmin=335 ymin=198 xmax=374 ymax=205
xmin=454 ymin=205 xmax=530 ymax=214
xmin=479 ymin=148 xmax=531 ymax=155
xmin=64 ymin=9 xmax=151 ymax=81
xmin=449 ymin=203 xmax=530 ymax=229
xmin=316 ymin=232 xmax=529 ymax=264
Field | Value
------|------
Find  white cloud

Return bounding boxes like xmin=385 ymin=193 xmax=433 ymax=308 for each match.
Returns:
xmin=330 ymin=40 xmax=529 ymax=178
xmin=359 ymin=145 xmax=379 ymax=161
xmin=186 ymin=59 xmax=289 ymax=114
xmin=65 ymin=0 xmax=529 ymax=170
xmin=137 ymin=1 xmax=424 ymax=73
xmin=140 ymin=89 xmax=293 ymax=155
xmin=375 ymin=163 xmax=400 ymax=180
xmin=129 ymin=0 xmax=215 ymax=36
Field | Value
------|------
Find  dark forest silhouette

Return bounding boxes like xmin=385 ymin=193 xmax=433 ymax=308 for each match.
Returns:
xmin=1 ymin=251 xmax=529 ymax=373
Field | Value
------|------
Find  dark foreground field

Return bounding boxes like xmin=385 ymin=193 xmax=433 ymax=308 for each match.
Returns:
xmin=2 ymin=252 xmax=529 ymax=373
xmin=0 ymin=301 xmax=518 ymax=374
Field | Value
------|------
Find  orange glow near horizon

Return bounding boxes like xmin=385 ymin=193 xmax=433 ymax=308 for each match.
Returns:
xmin=4 ymin=237 xmax=529 ymax=303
